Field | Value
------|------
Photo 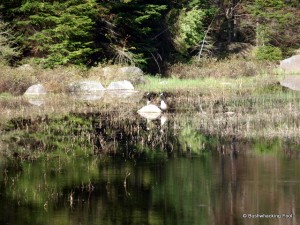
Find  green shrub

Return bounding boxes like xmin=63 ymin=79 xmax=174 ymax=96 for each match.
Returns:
xmin=168 ymin=7 xmax=206 ymax=55
xmin=255 ymin=45 xmax=282 ymax=61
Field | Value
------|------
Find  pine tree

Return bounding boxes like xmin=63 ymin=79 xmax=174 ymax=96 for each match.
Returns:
xmin=106 ymin=0 xmax=168 ymax=71
xmin=245 ymin=0 xmax=298 ymax=58
xmin=13 ymin=0 xmax=99 ymax=67
xmin=0 ymin=20 xmax=20 ymax=64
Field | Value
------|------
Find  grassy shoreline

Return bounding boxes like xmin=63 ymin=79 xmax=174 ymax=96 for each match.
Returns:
xmin=1 ymin=59 xmax=300 ymax=159
xmin=0 ymin=72 xmax=284 ymax=126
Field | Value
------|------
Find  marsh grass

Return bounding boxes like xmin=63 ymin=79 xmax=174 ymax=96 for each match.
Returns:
xmin=2 ymin=84 xmax=300 ymax=160
xmin=0 ymin=59 xmax=298 ymax=159
xmin=166 ymin=58 xmax=275 ymax=79
xmin=171 ymin=90 xmax=300 ymax=143
xmin=138 ymin=74 xmax=282 ymax=97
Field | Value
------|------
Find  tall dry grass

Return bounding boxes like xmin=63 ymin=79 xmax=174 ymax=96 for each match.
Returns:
xmin=0 ymin=64 xmax=145 ymax=95
xmin=166 ymin=58 xmax=275 ymax=79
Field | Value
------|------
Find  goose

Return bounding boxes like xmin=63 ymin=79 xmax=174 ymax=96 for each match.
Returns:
xmin=159 ymin=93 xmax=168 ymax=111
xmin=137 ymin=93 xmax=168 ymax=114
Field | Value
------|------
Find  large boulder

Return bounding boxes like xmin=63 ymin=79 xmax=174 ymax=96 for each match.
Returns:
xmin=24 ymin=84 xmax=47 ymax=95
xmin=280 ymin=76 xmax=300 ymax=91
xmin=118 ymin=66 xmax=145 ymax=84
xmin=118 ymin=66 xmax=143 ymax=77
xmin=102 ymin=66 xmax=144 ymax=84
xmin=107 ymin=80 xmax=134 ymax=90
xmin=17 ymin=64 xmax=34 ymax=71
xmin=280 ymin=55 xmax=300 ymax=73
xmin=69 ymin=81 xmax=105 ymax=93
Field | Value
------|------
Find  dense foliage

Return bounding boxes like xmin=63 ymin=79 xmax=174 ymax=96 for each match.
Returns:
xmin=0 ymin=0 xmax=299 ymax=71
xmin=0 ymin=20 xmax=20 ymax=64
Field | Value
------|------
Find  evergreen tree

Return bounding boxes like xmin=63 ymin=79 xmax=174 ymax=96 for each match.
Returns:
xmin=13 ymin=0 xmax=99 ymax=67
xmin=0 ymin=20 xmax=20 ymax=64
xmin=105 ymin=0 xmax=169 ymax=71
xmin=245 ymin=0 xmax=299 ymax=57
xmin=167 ymin=7 xmax=206 ymax=55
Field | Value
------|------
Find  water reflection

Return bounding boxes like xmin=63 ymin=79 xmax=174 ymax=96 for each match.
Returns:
xmin=25 ymin=96 xmax=46 ymax=106
xmin=106 ymin=90 xmax=138 ymax=99
xmin=138 ymin=111 xmax=162 ymax=121
xmin=0 ymin=152 xmax=300 ymax=225
xmin=2 ymin=108 xmax=300 ymax=225
xmin=74 ymin=91 xmax=105 ymax=101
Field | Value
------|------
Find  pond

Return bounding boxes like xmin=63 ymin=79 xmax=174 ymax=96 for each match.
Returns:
xmin=1 ymin=91 xmax=300 ymax=225
xmin=0 ymin=148 xmax=299 ymax=225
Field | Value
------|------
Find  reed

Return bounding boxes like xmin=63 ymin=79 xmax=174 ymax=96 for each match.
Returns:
xmin=0 ymin=61 xmax=298 ymax=160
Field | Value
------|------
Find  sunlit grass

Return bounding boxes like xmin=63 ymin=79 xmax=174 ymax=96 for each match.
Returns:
xmin=137 ymin=74 xmax=282 ymax=95
xmin=1 ymin=66 xmax=299 ymax=160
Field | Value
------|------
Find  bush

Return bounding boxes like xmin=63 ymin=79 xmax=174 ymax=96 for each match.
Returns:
xmin=0 ymin=64 xmax=85 ymax=95
xmin=37 ymin=66 xmax=84 ymax=93
xmin=167 ymin=58 xmax=273 ymax=79
xmin=168 ymin=7 xmax=206 ymax=55
xmin=0 ymin=66 xmax=36 ymax=95
xmin=255 ymin=45 xmax=283 ymax=61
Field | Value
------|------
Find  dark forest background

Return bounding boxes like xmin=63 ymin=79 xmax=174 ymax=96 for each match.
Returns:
xmin=1 ymin=0 xmax=299 ymax=73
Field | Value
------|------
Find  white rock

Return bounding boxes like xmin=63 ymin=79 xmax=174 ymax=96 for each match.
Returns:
xmin=17 ymin=64 xmax=34 ymax=71
xmin=118 ymin=66 xmax=143 ymax=76
xmin=69 ymin=81 xmax=105 ymax=93
xmin=107 ymin=80 xmax=134 ymax=90
xmin=138 ymin=104 xmax=162 ymax=113
xmin=24 ymin=84 xmax=47 ymax=95
xmin=280 ymin=55 xmax=300 ymax=73
xmin=106 ymin=90 xmax=138 ymax=99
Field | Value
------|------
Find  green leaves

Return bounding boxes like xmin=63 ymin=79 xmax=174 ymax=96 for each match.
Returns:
xmin=245 ymin=0 xmax=297 ymax=59
xmin=109 ymin=1 xmax=168 ymax=69
xmin=255 ymin=45 xmax=282 ymax=61
xmin=15 ymin=0 xmax=99 ymax=68
xmin=0 ymin=20 xmax=20 ymax=64
xmin=170 ymin=7 xmax=206 ymax=55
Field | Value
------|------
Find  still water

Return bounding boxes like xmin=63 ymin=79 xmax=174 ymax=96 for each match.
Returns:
xmin=1 ymin=150 xmax=299 ymax=225
xmin=2 ymin=91 xmax=300 ymax=225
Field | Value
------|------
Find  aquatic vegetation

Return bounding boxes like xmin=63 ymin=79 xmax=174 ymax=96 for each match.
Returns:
xmin=1 ymin=70 xmax=300 ymax=161
xmin=179 ymin=126 xmax=209 ymax=154
xmin=253 ymin=138 xmax=282 ymax=155
xmin=3 ymin=157 xmax=99 ymax=207
xmin=1 ymin=114 xmax=95 ymax=159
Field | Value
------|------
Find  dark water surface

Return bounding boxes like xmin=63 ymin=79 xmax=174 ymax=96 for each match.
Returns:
xmin=2 ymin=91 xmax=300 ymax=225
xmin=1 ymin=150 xmax=299 ymax=225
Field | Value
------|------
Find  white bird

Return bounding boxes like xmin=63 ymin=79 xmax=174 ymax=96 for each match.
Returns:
xmin=137 ymin=93 xmax=168 ymax=115
xmin=159 ymin=93 xmax=168 ymax=111
xmin=137 ymin=103 xmax=162 ymax=114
